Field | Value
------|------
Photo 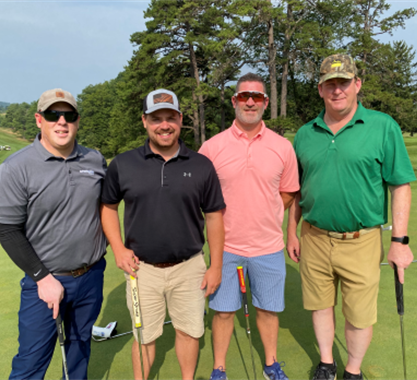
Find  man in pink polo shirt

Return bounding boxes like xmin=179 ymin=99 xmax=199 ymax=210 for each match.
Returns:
xmin=199 ymin=73 xmax=299 ymax=380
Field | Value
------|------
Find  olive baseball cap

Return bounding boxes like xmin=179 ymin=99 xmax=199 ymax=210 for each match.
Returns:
xmin=319 ymin=54 xmax=358 ymax=85
xmin=37 ymin=88 xmax=78 ymax=112
xmin=143 ymin=89 xmax=181 ymax=114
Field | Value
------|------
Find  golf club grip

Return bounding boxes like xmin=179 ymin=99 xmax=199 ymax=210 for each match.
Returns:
xmin=130 ymin=275 xmax=142 ymax=328
xmin=55 ymin=313 xmax=65 ymax=346
xmin=393 ymin=264 xmax=404 ymax=315
xmin=237 ymin=266 xmax=246 ymax=293
xmin=242 ymin=292 xmax=249 ymax=317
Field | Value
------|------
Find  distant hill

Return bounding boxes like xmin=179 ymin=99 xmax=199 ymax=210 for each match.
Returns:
xmin=0 ymin=101 xmax=10 ymax=111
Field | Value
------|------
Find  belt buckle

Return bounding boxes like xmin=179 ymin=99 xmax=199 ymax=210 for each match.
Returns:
xmin=71 ymin=265 xmax=87 ymax=278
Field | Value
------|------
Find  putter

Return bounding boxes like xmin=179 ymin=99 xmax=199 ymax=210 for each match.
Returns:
xmin=393 ymin=264 xmax=406 ymax=380
xmin=56 ymin=312 xmax=69 ymax=380
xmin=237 ymin=266 xmax=257 ymax=380
xmin=130 ymin=274 xmax=146 ymax=380
xmin=92 ymin=320 xmax=172 ymax=342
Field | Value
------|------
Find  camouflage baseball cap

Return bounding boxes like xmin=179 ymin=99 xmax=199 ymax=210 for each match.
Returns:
xmin=37 ymin=88 xmax=78 ymax=112
xmin=319 ymin=54 xmax=358 ymax=85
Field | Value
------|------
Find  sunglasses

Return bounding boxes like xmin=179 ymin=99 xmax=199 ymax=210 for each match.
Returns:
xmin=234 ymin=91 xmax=268 ymax=102
xmin=39 ymin=110 xmax=79 ymax=123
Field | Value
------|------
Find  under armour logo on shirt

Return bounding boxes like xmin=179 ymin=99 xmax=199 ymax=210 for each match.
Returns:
xmin=183 ymin=172 xmax=192 ymax=177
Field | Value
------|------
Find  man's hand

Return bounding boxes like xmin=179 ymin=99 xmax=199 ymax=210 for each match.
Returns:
xmin=114 ymin=247 xmax=140 ymax=277
xmin=387 ymin=243 xmax=413 ymax=284
xmin=101 ymin=203 xmax=139 ymax=277
xmin=37 ymin=274 xmax=65 ymax=319
xmin=200 ymin=266 xmax=222 ymax=297
xmin=286 ymin=233 xmax=301 ymax=263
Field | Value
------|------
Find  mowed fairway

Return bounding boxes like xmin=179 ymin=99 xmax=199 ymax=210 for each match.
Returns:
xmin=0 ymin=131 xmax=416 ymax=379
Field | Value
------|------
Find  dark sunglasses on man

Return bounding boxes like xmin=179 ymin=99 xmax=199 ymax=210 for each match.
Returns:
xmin=234 ymin=91 xmax=268 ymax=103
xmin=39 ymin=110 xmax=79 ymax=123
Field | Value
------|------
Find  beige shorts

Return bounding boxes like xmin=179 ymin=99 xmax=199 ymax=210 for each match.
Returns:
xmin=125 ymin=252 xmax=206 ymax=344
xmin=299 ymin=221 xmax=384 ymax=328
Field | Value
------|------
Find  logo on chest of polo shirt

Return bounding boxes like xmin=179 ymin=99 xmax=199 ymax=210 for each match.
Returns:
xmin=80 ymin=170 xmax=95 ymax=175
xmin=183 ymin=172 xmax=192 ymax=177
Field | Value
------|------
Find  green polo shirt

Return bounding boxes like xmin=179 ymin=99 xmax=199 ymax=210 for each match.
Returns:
xmin=294 ymin=102 xmax=416 ymax=232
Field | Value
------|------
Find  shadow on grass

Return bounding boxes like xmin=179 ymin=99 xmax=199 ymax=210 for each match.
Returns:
xmin=89 ymin=282 xmax=131 ymax=379
xmin=280 ymin=264 xmax=346 ymax=379
xmin=89 ymin=282 xmax=180 ymax=379
xmin=232 ymin=264 xmax=347 ymax=379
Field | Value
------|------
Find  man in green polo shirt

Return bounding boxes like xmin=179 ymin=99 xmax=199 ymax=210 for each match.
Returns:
xmin=286 ymin=54 xmax=415 ymax=380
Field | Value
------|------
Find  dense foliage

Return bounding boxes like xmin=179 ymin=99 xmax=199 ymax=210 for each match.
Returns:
xmin=2 ymin=0 xmax=416 ymax=155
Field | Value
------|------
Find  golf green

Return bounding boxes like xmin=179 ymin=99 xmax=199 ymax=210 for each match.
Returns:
xmin=0 ymin=132 xmax=416 ymax=379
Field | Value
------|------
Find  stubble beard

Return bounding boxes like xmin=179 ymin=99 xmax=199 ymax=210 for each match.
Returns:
xmin=235 ymin=106 xmax=264 ymax=127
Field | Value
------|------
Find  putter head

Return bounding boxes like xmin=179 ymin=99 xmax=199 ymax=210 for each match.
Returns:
xmin=92 ymin=321 xmax=118 ymax=339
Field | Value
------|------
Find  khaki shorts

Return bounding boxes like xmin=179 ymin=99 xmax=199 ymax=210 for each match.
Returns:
xmin=299 ymin=221 xmax=384 ymax=328
xmin=125 ymin=252 xmax=206 ymax=344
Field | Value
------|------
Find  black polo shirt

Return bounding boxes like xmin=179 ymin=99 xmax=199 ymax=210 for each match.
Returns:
xmin=101 ymin=139 xmax=225 ymax=264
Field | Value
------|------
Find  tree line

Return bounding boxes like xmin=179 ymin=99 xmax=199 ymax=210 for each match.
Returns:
xmin=1 ymin=0 xmax=416 ymax=158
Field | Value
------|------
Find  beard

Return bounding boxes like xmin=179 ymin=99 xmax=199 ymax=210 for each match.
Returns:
xmin=235 ymin=105 xmax=264 ymax=126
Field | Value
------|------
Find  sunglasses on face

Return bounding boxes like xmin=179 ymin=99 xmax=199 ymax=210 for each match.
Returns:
xmin=234 ymin=91 xmax=268 ymax=102
xmin=39 ymin=110 xmax=79 ymax=123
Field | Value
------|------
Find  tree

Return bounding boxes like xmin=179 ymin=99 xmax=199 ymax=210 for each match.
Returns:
xmin=349 ymin=0 xmax=416 ymax=82
xmin=77 ymin=80 xmax=118 ymax=156
xmin=361 ymin=40 xmax=417 ymax=132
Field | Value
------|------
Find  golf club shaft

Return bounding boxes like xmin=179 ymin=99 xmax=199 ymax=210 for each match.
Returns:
xmin=237 ymin=266 xmax=257 ymax=380
xmin=130 ymin=274 xmax=146 ymax=380
xmin=56 ymin=312 xmax=69 ymax=380
xmin=393 ymin=264 xmax=406 ymax=380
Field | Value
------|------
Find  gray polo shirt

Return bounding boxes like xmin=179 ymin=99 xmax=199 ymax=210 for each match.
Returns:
xmin=0 ymin=135 xmax=107 ymax=272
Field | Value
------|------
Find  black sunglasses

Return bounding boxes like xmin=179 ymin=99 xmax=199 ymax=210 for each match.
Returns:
xmin=40 ymin=110 xmax=79 ymax=123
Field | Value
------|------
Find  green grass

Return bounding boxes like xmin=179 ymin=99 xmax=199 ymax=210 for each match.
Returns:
xmin=0 ymin=131 xmax=416 ymax=379
xmin=0 ymin=128 xmax=31 ymax=163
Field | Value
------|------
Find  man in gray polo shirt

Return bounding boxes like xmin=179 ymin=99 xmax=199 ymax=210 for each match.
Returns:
xmin=0 ymin=89 xmax=107 ymax=380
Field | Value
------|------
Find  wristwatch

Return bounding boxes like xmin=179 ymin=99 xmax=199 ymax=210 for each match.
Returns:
xmin=391 ymin=236 xmax=410 ymax=245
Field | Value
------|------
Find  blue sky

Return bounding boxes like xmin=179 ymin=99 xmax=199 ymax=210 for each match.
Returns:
xmin=0 ymin=0 xmax=416 ymax=104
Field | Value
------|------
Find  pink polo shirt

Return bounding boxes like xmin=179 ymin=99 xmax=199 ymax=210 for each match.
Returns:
xmin=199 ymin=121 xmax=299 ymax=257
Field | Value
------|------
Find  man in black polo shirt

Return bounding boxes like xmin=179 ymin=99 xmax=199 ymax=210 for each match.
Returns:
xmin=0 ymin=89 xmax=107 ymax=379
xmin=101 ymin=89 xmax=225 ymax=380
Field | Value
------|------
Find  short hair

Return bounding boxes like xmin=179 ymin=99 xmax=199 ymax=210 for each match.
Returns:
xmin=236 ymin=73 xmax=267 ymax=93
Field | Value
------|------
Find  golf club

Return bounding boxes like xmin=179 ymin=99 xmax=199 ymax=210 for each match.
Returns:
xmin=92 ymin=320 xmax=172 ymax=342
xmin=237 ymin=266 xmax=257 ymax=380
xmin=393 ymin=263 xmax=406 ymax=380
xmin=55 ymin=312 xmax=69 ymax=380
xmin=130 ymin=274 xmax=145 ymax=380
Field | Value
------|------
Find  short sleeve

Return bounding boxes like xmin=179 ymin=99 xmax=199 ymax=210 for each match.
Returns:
xmin=382 ymin=120 xmax=416 ymax=186
xmin=279 ymin=141 xmax=300 ymax=192
xmin=201 ymin=159 xmax=226 ymax=214
xmin=101 ymin=158 xmax=122 ymax=204
xmin=0 ymin=163 xmax=28 ymax=224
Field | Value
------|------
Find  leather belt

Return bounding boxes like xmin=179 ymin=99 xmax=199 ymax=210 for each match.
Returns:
xmin=148 ymin=261 xmax=184 ymax=268
xmin=143 ymin=251 xmax=203 ymax=268
xmin=52 ymin=262 xmax=95 ymax=278
xmin=309 ymin=223 xmax=379 ymax=240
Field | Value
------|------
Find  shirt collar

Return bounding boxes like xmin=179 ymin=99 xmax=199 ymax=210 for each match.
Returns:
xmin=34 ymin=133 xmax=82 ymax=161
xmin=231 ymin=120 xmax=266 ymax=140
xmin=144 ymin=138 xmax=190 ymax=159
xmin=313 ymin=102 xmax=366 ymax=132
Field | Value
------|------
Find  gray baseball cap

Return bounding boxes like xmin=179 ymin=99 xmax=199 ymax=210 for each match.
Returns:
xmin=37 ymin=88 xmax=78 ymax=112
xmin=143 ymin=89 xmax=181 ymax=114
